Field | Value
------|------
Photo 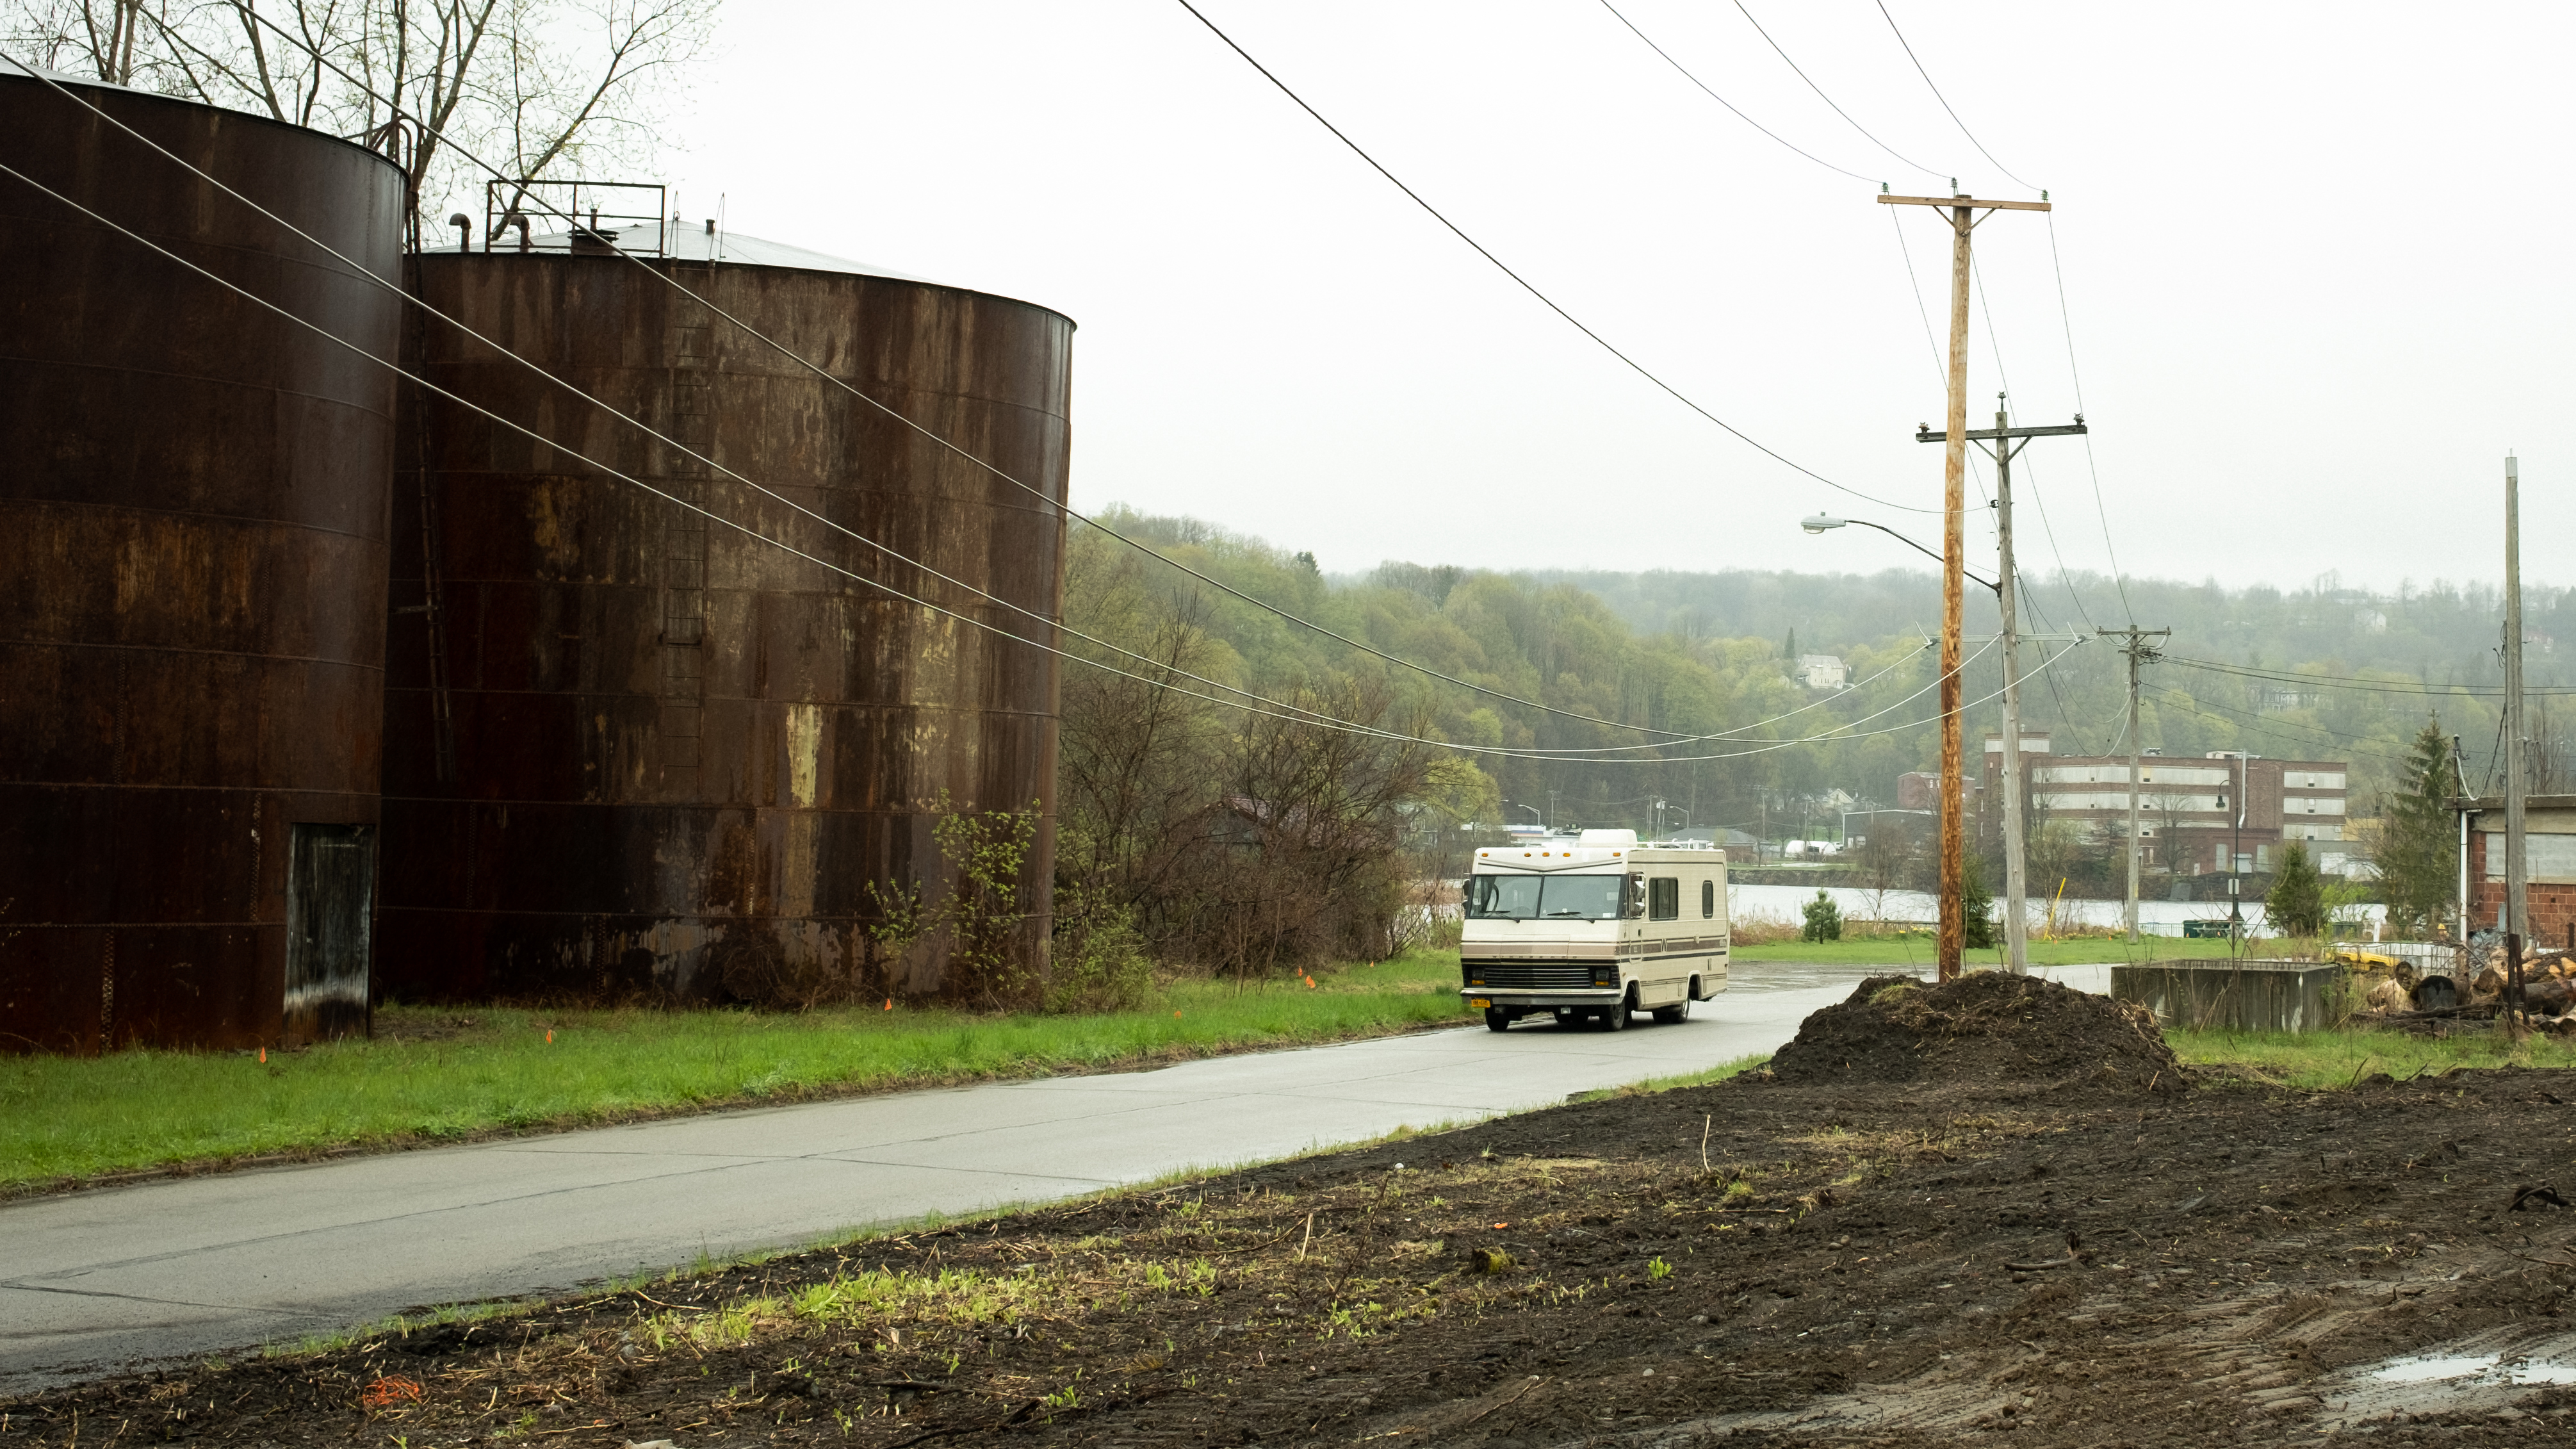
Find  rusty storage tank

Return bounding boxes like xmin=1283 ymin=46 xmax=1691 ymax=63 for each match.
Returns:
xmin=0 ymin=63 xmax=403 ymax=1053
xmin=380 ymin=220 xmax=1071 ymax=1004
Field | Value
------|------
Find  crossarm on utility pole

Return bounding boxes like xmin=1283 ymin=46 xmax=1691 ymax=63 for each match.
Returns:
xmin=1880 ymin=194 xmax=2053 ymax=213
xmin=1918 ymin=422 xmax=2088 ymax=444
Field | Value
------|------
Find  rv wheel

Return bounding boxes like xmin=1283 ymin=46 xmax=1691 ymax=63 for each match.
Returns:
xmin=1599 ymin=994 xmax=1631 ymax=1031
xmin=1652 ymin=995 xmax=1690 ymax=1024
xmin=1484 ymin=1006 xmax=1512 ymax=1032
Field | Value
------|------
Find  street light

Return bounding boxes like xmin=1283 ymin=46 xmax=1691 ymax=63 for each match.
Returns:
xmin=1802 ymin=509 xmax=2008 ymax=976
xmin=1510 ymin=803 xmax=1541 ymax=828
xmin=1800 ymin=514 xmax=1998 ymax=592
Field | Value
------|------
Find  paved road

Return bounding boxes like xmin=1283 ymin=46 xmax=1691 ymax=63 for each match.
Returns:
xmin=0 ymin=963 xmax=2112 ymax=1393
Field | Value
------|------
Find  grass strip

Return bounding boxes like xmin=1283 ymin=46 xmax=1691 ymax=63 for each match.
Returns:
xmin=0 ymin=953 xmax=1469 ymax=1193
xmin=2169 ymin=1024 xmax=2576 ymax=1090
xmin=1563 ymin=1053 xmax=1775 ymax=1103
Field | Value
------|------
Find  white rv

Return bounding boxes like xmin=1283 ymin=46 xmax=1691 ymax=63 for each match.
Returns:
xmin=1460 ymin=828 xmax=1728 ymax=1031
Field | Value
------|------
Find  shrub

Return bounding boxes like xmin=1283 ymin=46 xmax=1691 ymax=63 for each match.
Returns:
xmin=1047 ymin=899 xmax=1156 ymax=1014
xmin=1800 ymin=890 xmax=1843 ymax=942
xmin=1961 ymin=853 xmax=1995 ymax=949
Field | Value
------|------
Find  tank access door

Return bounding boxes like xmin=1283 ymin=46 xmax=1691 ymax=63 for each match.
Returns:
xmin=284 ymin=823 xmax=375 ymax=1042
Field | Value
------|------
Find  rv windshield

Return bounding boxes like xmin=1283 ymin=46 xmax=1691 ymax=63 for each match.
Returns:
xmin=1466 ymin=874 xmax=1624 ymax=921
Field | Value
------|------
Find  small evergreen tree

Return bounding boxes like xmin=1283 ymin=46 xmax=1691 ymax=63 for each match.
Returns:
xmin=1961 ymin=851 xmax=1995 ymax=949
xmin=1802 ymin=888 xmax=1843 ymax=942
xmin=2265 ymin=841 xmax=2325 ymax=938
xmin=2375 ymin=719 xmax=2461 ymax=936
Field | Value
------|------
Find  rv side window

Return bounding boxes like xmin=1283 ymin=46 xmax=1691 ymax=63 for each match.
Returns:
xmin=1648 ymin=877 xmax=1679 ymax=921
xmin=1701 ymin=879 xmax=1716 ymax=919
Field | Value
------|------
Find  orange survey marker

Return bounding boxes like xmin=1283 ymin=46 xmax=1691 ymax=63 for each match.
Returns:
xmin=361 ymin=1375 xmax=423 ymax=1408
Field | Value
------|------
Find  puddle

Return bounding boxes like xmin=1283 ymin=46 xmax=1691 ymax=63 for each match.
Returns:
xmin=2372 ymin=1353 xmax=2500 ymax=1384
xmin=2320 ymin=1332 xmax=2576 ymax=1427
xmin=2369 ymin=1352 xmax=2576 ymax=1387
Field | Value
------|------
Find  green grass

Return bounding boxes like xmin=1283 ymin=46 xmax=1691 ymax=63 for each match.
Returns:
xmin=1568 ymin=1053 xmax=1776 ymax=1102
xmin=0 ymin=952 xmax=1471 ymax=1192
xmin=2169 ymin=1026 xmax=2576 ymax=1090
xmin=1731 ymin=934 xmax=2253 ymax=967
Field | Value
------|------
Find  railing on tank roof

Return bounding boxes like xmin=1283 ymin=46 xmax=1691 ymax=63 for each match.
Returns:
xmin=482 ymin=179 xmax=668 ymax=256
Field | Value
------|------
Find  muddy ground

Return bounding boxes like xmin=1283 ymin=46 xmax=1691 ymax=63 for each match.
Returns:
xmin=12 ymin=976 xmax=2576 ymax=1446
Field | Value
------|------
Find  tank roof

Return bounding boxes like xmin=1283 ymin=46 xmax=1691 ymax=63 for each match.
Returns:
xmin=484 ymin=222 xmax=936 ymax=282
xmin=450 ymin=223 xmax=1072 ymax=323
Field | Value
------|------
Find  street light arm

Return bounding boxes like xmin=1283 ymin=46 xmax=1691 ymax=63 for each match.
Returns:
xmin=1827 ymin=517 xmax=2000 ymax=593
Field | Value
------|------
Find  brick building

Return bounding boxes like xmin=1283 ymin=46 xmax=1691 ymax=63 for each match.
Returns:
xmin=1980 ymin=736 xmax=2356 ymax=876
xmin=2461 ymin=796 xmax=2576 ymax=944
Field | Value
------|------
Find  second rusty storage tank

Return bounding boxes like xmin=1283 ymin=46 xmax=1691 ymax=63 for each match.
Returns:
xmin=380 ymin=224 xmax=1070 ymax=1003
xmin=0 ymin=62 xmax=402 ymax=1053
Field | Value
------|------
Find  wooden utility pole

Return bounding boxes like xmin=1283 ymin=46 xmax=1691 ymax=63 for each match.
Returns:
xmin=1884 ymin=186 xmax=2050 ymax=980
xmin=2506 ymin=454 xmax=2529 ymax=1029
xmin=2097 ymin=626 xmax=2171 ymax=944
xmin=1916 ymin=403 xmax=2085 ymax=972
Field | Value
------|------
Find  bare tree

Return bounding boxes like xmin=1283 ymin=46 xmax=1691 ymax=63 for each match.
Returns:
xmin=1851 ymin=814 xmax=1921 ymax=929
xmin=1055 ymin=548 xmax=1227 ymax=936
xmin=3 ymin=0 xmax=717 ymax=237
xmin=1199 ymin=675 xmax=1439 ymax=980
xmin=2 ymin=0 xmax=155 ymax=80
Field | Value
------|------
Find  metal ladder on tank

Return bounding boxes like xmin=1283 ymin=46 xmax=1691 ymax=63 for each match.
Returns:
xmin=656 ymin=272 xmax=714 ymax=785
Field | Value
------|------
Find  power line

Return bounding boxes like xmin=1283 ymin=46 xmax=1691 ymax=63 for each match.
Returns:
xmin=1170 ymin=0 xmax=1939 ymax=516
xmin=1967 ymin=251 xmax=2095 ymax=632
xmin=0 ymin=161 xmax=1439 ymax=749
xmin=1595 ymin=0 xmax=1883 ymax=184
xmin=144 ymin=12 xmax=1838 ymax=744
xmin=1862 ymin=23 xmax=2121 ymax=641
xmin=21 ymin=57 xmax=2007 ymax=766
xmin=2167 ymin=656 xmax=2565 ymax=698
xmin=0 ymin=54 xmax=1466 ymax=751
xmin=1725 ymin=0 xmax=1947 ymax=183
xmin=53 ymin=22 xmax=2075 ymax=767
xmin=10 ymin=145 xmax=2048 ymax=769
xmin=2163 ymin=690 xmax=2417 ymax=769
xmin=1869 ymin=0 xmax=2037 ymax=192
xmin=1888 ymin=208 xmax=1993 ymax=512
xmin=1889 ymin=206 xmax=1947 ymax=382
xmin=2044 ymin=211 xmax=2135 ymax=625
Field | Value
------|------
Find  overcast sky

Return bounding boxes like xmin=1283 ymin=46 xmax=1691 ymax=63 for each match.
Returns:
xmin=666 ymin=1 xmax=2570 ymax=593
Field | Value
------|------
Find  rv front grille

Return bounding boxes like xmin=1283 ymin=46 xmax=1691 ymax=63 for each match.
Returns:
xmin=1462 ymin=960 xmax=1601 ymax=990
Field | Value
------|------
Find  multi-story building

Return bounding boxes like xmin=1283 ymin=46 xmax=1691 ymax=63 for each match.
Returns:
xmin=1980 ymin=735 xmax=2356 ymax=877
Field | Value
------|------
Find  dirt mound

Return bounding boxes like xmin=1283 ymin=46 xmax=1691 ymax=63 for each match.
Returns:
xmin=1770 ymin=970 xmax=2185 ymax=1096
